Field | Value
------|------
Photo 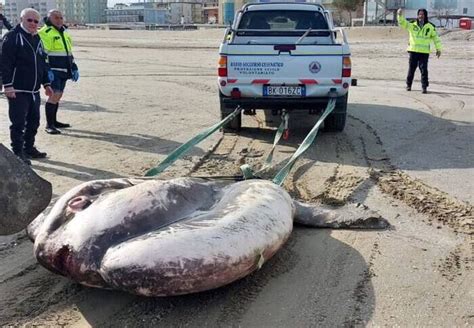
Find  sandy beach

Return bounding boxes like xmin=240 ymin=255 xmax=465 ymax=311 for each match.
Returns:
xmin=0 ymin=26 xmax=473 ymax=327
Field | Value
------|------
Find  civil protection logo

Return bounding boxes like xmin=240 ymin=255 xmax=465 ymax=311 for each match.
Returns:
xmin=309 ymin=61 xmax=321 ymax=74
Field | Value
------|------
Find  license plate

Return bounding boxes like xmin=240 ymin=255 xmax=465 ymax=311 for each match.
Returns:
xmin=263 ymin=85 xmax=305 ymax=97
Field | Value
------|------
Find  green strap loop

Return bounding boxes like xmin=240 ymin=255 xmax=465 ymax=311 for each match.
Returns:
xmin=239 ymin=111 xmax=288 ymax=179
xmin=272 ymin=98 xmax=336 ymax=186
xmin=145 ymin=107 xmax=242 ymax=177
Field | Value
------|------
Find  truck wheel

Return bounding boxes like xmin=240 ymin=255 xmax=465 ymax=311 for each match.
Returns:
xmin=220 ymin=95 xmax=241 ymax=133
xmin=324 ymin=94 xmax=348 ymax=132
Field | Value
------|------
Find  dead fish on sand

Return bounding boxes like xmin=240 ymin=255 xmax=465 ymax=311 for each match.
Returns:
xmin=28 ymin=177 xmax=388 ymax=296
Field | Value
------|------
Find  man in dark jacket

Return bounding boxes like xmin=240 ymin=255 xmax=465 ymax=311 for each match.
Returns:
xmin=39 ymin=9 xmax=79 ymax=134
xmin=0 ymin=13 xmax=13 ymax=32
xmin=1 ymin=8 xmax=53 ymax=164
xmin=0 ymin=12 xmax=14 ymax=90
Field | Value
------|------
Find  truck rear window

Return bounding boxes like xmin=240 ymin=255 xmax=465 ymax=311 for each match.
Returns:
xmin=237 ymin=10 xmax=329 ymax=36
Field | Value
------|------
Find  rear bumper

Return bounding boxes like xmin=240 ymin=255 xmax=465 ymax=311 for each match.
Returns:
xmin=221 ymin=96 xmax=343 ymax=111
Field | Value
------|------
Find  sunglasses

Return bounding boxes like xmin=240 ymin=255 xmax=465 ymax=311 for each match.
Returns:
xmin=26 ymin=18 xmax=39 ymax=24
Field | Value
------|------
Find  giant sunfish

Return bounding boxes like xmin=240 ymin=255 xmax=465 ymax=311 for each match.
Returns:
xmin=28 ymin=177 xmax=388 ymax=296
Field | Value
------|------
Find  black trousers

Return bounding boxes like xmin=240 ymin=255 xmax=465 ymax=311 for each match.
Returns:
xmin=8 ymin=92 xmax=41 ymax=154
xmin=406 ymin=52 xmax=429 ymax=89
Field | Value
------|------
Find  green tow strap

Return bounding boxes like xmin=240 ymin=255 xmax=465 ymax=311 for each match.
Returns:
xmin=263 ymin=111 xmax=289 ymax=169
xmin=239 ymin=111 xmax=288 ymax=179
xmin=145 ymin=106 xmax=242 ymax=177
xmin=272 ymin=98 xmax=336 ymax=186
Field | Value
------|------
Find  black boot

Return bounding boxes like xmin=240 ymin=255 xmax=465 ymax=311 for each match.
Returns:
xmin=24 ymin=147 xmax=47 ymax=159
xmin=54 ymin=103 xmax=71 ymax=128
xmin=45 ymin=102 xmax=61 ymax=134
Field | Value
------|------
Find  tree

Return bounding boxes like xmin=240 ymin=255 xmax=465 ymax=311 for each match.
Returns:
xmin=433 ymin=0 xmax=457 ymax=10
xmin=432 ymin=8 xmax=456 ymax=27
xmin=332 ymin=0 xmax=364 ymax=26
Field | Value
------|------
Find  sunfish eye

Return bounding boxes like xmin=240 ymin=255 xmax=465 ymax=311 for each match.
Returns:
xmin=67 ymin=196 xmax=92 ymax=212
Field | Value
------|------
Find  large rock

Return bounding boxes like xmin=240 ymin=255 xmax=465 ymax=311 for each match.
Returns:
xmin=0 ymin=143 xmax=52 ymax=235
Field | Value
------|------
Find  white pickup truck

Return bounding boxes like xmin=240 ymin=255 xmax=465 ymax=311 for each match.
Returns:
xmin=218 ymin=2 xmax=352 ymax=132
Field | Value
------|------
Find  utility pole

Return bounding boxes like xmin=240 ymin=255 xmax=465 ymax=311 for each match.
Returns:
xmin=364 ymin=0 xmax=368 ymax=26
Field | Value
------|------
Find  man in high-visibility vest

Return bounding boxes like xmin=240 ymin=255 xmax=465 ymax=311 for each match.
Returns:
xmin=397 ymin=8 xmax=442 ymax=94
xmin=39 ymin=9 xmax=79 ymax=134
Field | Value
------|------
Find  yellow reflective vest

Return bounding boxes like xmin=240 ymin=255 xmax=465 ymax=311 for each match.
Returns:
xmin=397 ymin=15 xmax=442 ymax=54
xmin=39 ymin=24 xmax=76 ymax=77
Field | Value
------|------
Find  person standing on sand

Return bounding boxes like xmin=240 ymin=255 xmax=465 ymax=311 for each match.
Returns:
xmin=0 ymin=10 xmax=13 ymax=91
xmin=0 ymin=10 xmax=13 ymax=34
xmin=397 ymin=8 xmax=442 ymax=94
xmin=39 ymin=9 xmax=79 ymax=135
xmin=1 ymin=8 xmax=53 ymax=165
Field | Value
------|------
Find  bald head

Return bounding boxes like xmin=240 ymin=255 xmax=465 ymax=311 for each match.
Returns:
xmin=48 ymin=9 xmax=64 ymax=29
xmin=48 ymin=9 xmax=63 ymax=17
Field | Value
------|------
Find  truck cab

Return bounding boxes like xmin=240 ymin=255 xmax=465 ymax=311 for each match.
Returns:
xmin=218 ymin=2 xmax=352 ymax=132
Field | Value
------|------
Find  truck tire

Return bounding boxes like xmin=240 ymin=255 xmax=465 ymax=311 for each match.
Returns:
xmin=220 ymin=94 xmax=241 ymax=132
xmin=324 ymin=94 xmax=348 ymax=132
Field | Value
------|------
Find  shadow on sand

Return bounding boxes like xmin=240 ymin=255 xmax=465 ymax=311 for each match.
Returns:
xmin=0 ymin=229 xmax=375 ymax=327
xmin=62 ymin=129 xmax=207 ymax=157
xmin=237 ymin=102 xmax=473 ymax=173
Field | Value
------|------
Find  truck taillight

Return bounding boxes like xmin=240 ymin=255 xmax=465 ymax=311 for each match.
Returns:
xmin=218 ymin=56 xmax=227 ymax=77
xmin=342 ymin=56 xmax=351 ymax=78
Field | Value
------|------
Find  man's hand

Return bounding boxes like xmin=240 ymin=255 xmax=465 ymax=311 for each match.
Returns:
xmin=72 ymin=70 xmax=79 ymax=82
xmin=4 ymin=87 xmax=16 ymax=98
xmin=397 ymin=8 xmax=402 ymax=16
xmin=44 ymin=85 xmax=53 ymax=97
xmin=436 ymin=50 xmax=441 ymax=58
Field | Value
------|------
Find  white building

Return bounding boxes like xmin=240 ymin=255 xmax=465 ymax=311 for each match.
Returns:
xmin=4 ymin=0 xmax=57 ymax=24
xmin=364 ymin=0 xmax=474 ymax=26
xmin=4 ymin=0 xmax=107 ymax=25
xmin=107 ymin=1 xmax=203 ymax=25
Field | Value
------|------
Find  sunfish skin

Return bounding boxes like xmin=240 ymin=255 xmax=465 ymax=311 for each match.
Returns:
xmin=30 ymin=178 xmax=295 ymax=295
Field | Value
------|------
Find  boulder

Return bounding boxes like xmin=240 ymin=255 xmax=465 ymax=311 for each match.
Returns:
xmin=0 ymin=143 xmax=52 ymax=235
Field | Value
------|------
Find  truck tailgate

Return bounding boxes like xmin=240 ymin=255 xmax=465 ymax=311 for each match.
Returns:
xmin=225 ymin=45 xmax=345 ymax=83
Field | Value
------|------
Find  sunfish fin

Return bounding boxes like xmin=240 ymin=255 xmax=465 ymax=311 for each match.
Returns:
xmin=294 ymin=201 xmax=389 ymax=229
xmin=256 ymin=252 xmax=265 ymax=269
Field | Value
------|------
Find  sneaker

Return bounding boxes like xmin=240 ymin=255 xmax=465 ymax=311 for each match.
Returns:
xmin=15 ymin=152 xmax=31 ymax=165
xmin=55 ymin=121 xmax=71 ymax=128
xmin=25 ymin=147 xmax=47 ymax=159
xmin=406 ymin=86 xmax=411 ymax=91
xmin=45 ymin=126 xmax=61 ymax=134
xmin=422 ymin=88 xmax=427 ymax=94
